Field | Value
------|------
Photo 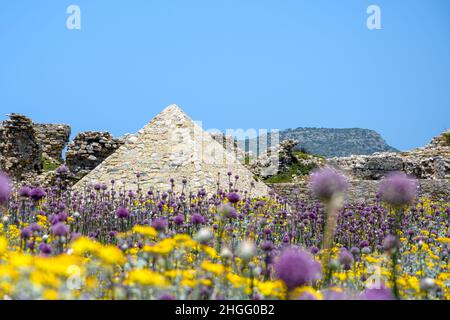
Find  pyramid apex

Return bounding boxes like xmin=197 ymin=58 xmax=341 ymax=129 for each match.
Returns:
xmin=162 ymin=104 xmax=184 ymax=113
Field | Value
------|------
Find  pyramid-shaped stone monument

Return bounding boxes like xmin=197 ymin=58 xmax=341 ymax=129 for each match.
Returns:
xmin=73 ymin=104 xmax=271 ymax=196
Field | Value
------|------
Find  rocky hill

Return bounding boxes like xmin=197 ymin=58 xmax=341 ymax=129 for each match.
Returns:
xmin=279 ymin=127 xmax=398 ymax=158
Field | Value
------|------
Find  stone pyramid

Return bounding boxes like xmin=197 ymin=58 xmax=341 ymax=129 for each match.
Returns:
xmin=73 ymin=104 xmax=271 ymax=196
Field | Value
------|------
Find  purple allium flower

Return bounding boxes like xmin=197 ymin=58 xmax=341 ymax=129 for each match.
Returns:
xmin=261 ymin=240 xmax=275 ymax=252
xmin=108 ymin=230 xmax=118 ymax=238
xmin=93 ymin=183 xmax=103 ymax=191
xmin=0 ymin=172 xmax=12 ymax=204
xmin=30 ymin=187 xmax=46 ymax=201
xmin=310 ymin=246 xmax=320 ymax=255
xmin=274 ymin=248 xmax=322 ymax=290
xmin=338 ymin=249 xmax=354 ymax=266
xmin=192 ymin=213 xmax=206 ymax=225
xmin=359 ymin=240 xmax=369 ymax=248
xmin=218 ymin=204 xmax=237 ymax=219
xmin=378 ymin=172 xmax=418 ymax=206
xmin=18 ymin=186 xmax=32 ymax=198
xmin=174 ymin=215 xmax=185 ymax=226
xmin=227 ymin=192 xmax=240 ymax=204
xmin=152 ymin=218 xmax=167 ymax=231
xmin=52 ymin=222 xmax=68 ymax=237
xmin=116 ymin=207 xmax=130 ymax=219
xmin=382 ymin=235 xmax=400 ymax=252
xmin=360 ymin=285 xmax=395 ymax=300
xmin=39 ymin=243 xmax=52 ymax=255
xmin=56 ymin=165 xmax=69 ymax=174
xmin=20 ymin=227 xmax=32 ymax=239
xmin=159 ymin=294 xmax=175 ymax=300
xmin=308 ymin=168 xmax=348 ymax=201
xmin=30 ymin=223 xmax=43 ymax=233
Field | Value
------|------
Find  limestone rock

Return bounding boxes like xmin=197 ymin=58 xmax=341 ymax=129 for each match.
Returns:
xmin=34 ymin=123 xmax=71 ymax=162
xmin=328 ymin=130 xmax=450 ymax=180
xmin=66 ymin=131 xmax=124 ymax=180
xmin=73 ymin=104 xmax=270 ymax=196
xmin=0 ymin=114 xmax=42 ymax=181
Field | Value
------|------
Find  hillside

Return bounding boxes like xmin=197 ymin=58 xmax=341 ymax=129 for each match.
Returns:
xmin=279 ymin=127 xmax=398 ymax=158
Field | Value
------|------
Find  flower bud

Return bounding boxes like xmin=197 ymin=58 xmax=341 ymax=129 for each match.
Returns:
xmin=237 ymin=240 xmax=256 ymax=263
xmin=195 ymin=228 xmax=213 ymax=244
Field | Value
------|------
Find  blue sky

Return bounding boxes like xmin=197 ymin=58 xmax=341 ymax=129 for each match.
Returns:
xmin=0 ymin=0 xmax=449 ymax=151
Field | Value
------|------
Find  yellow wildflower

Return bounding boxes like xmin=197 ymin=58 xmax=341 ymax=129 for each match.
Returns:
xmin=201 ymin=261 xmax=225 ymax=276
xmin=132 ymin=225 xmax=158 ymax=238
xmin=125 ymin=269 xmax=169 ymax=287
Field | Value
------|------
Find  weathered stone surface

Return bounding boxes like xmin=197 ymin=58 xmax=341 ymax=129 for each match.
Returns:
xmin=328 ymin=130 xmax=450 ymax=180
xmin=0 ymin=114 xmax=42 ymax=181
xmin=247 ymin=139 xmax=300 ymax=178
xmin=210 ymin=132 xmax=245 ymax=162
xmin=270 ymin=179 xmax=450 ymax=203
xmin=66 ymin=131 xmax=124 ymax=180
xmin=74 ymin=104 xmax=270 ymax=196
xmin=34 ymin=123 xmax=71 ymax=161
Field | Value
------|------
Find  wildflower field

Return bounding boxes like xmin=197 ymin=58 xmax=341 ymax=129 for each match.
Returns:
xmin=0 ymin=169 xmax=449 ymax=300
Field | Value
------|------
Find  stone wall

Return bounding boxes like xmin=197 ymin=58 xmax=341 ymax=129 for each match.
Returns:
xmin=65 ymin=131 xmax=124 ymax=180
xmin=328 ymin=130 xmax=450 ymax=180
xmin=34 ymin=124 xmax=71 ymax=161
xmin=0 ymin=114 xmax=42 ymax=181
xmin=269 ymin=179 xmax=450 ymax=203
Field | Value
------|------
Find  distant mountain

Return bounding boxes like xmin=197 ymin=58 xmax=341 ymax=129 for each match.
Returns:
xmin=279 ymin=127 xmax=398 ymax=158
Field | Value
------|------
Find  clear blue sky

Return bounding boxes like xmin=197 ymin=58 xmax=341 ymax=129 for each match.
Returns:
xmin=1 ymin=0 xmax=449 ymax=151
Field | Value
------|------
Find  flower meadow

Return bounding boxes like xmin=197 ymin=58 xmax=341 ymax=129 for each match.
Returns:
xmin=0 ymin=169 xmax=449 ymax=300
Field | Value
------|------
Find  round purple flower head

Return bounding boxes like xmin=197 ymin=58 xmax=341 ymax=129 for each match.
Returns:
xmin=308 ymin=168 xmax=348 ymax=201
xmin=39 ymin=243 xmax=52 ymax=255
xmin=191 ymin=213 xmax=205 ymax=225
xmin=52 ymin=222 xmax=68 ymax=237
xmin=152 ymin=218 xmax=167 ymax=231
xmin=56 ymin=165 xmax=69 ymax=175
xmin=274 ymin=248 xmax=322 ymax=291
xmin=18 ymin=186 xmax=32 ymax=198
xmin=30 ymin=187 xmax=46 ymax=201
xmin=174 ymin=215 xmax=185 ymax=226
xmin=338 ymin=249 xmax=354 ymax=266
xmin=227 ymin=192 xmax=240 ymax=204
xmin=20 ymin=227 xmax=32 ymax=239
xmin=116 ymin=207 xmax=130 ymax=219
xmin=0 ymin=171 xmax=12 ymax=204
xmin=382 ymin=235 xmax=400 ymax=252
xmin=218 ymin=204 xmax=237 ymax=219
xmin=378 ymin=172 xmax=418 ymax=207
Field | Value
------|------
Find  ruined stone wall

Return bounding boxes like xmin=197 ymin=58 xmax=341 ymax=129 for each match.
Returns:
xmin=328 ymin=131 xmax=450 ymax=180
xmin=34 ymin=124 xmax=71 ymax=161
xmin=269 ymin=179 xmax=450 ymax=203
xmin=0 ymin=114 xmax=42 ymax=180
xmin=65 ymin=131 xmax=124 ymax=180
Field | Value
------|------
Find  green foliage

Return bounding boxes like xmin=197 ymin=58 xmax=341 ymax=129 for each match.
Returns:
xmin=41 ymin=156 xmax=59 ymax=172
xmin=294 ymin=151 xmax=325 ymax=160
xmin=444 ymin=132 xmax=450 ymax=146
xmin=264 ymin=161 xmax=318 ymax=184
